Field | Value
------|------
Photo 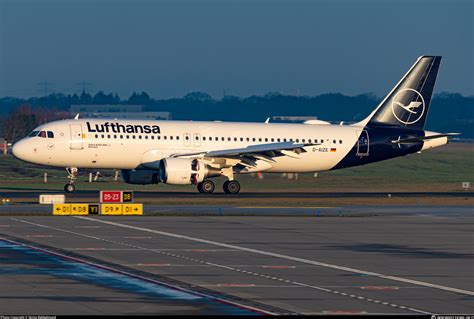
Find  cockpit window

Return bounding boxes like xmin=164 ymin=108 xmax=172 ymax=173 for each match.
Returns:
xmin=28 ymin=131 xmax=39 ymax=137
xmin=47 ymin=131 xmax=54 ymax=138
xmin=38 ymin=131 xmax=47 ymax=138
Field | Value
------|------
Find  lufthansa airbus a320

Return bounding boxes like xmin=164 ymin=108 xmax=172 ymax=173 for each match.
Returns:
xmin=12 ymin=56 xmax=458 ymax=194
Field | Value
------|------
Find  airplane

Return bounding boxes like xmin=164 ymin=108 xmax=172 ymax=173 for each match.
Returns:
xmin=12 ymin=56 xmax=459 ymax=194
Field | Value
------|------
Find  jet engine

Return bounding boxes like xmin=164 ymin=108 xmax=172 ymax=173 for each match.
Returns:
xmin=159 ymin=158 xmax=221 ymax=185
xmin=121 ymin=169 xmax=160 ymax=185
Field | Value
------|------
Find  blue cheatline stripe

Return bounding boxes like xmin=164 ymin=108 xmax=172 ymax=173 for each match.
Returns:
xmin=0 ymin=239 xmax=264 ymax=315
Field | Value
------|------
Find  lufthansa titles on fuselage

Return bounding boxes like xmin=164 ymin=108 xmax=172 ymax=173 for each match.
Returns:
xmin=86 ymin=122 xmax=161 ymax=134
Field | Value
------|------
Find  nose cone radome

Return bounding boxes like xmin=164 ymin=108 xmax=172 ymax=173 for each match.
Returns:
xmin=12 ymin=139 xmax=29 ymax=161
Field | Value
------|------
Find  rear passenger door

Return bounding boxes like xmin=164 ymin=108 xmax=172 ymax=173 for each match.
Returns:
xmin=356 ymin=130 xmax=369 ymax=156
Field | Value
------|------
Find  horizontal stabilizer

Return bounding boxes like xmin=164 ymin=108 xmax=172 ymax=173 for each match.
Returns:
xmin=391 ymin=133 xmax=460 ymax=144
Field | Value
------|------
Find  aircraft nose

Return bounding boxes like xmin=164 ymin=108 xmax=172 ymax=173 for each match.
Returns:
xmin=12 ymin=139 xmax=28 ymax=161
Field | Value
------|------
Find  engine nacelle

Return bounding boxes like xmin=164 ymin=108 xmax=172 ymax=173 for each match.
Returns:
xmin=121 ymin=169 xmax=160 ymax=185
xmin=159 ymin=158 xmax=221 ymax=185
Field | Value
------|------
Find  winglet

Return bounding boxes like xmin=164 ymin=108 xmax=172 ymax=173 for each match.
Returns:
xmin=74 ymin=113 xmax=80 ymax=120
xmin=265 ymin=117 xmax=270 ymax=124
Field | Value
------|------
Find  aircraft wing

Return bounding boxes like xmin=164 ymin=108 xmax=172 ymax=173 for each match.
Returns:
xmin=171 ymin=141 xmax=319 ymax=161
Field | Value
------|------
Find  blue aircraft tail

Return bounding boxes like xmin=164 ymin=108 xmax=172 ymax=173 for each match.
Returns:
xmin=361 ymin=56 xmax=442 ymax=130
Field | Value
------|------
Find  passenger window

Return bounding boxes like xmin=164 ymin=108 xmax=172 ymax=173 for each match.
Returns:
xmin=170 ymin=136 xmax=173 ymax=140
xmin=176 ymin=136 xmax=179 ymax=140
xmin=95 ymin=134 xmax=98 ymax=138
xmin=151 ymin=136 xmax=154 ymax=140
xmin=139 ymin=135 xmax=142 ymax=139
xmin=271 ymin=138 xmax=274 ymax=142
xmin=339 ymin=140 xmax=342 ymax=144
xmin=145 ymin=135 xmax=148 ymax=139
xmin=333 ymin=140 xmax=336 ymax=144
xmin=132 ymin=135 xmax=136 ymax=139
xmin=252 ymin=138 xmax=256 ymax=142
xmin=246 ymin=137 xmax=250 ymax=142
xmin=203 ymin=137 xmax=206 ymax=141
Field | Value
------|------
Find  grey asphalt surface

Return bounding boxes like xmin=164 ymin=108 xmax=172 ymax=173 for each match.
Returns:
xmin=0 ymin=203 xmax=472 ymax=217
xmin=0 ymin=206 xmax=472 ymax=315
xmin=1 ymin=189 xmax=473 ymax=199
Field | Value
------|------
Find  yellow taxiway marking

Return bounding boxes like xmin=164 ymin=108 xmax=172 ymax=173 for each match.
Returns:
xmin=236 ymin=206 xmax=334 ymax=209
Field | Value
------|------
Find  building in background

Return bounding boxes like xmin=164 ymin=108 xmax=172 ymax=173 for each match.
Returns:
xmin=69 ymin=105 xmax=171 ymax=120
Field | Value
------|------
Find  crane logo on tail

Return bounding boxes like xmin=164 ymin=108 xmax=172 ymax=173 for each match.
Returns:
xmin=391 ymin=88 xmax=425 ymax=125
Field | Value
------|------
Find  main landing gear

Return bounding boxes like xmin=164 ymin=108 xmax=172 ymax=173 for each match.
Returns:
xmin=196 ymin=179 xmax=241 ymax=194
xmin=197 ymin=180 xmax=216 ymax=193
xmin=64 ymin=167 xmax=78 ymax=193
xmin=223 ymin=180 xmax=241 ymax=194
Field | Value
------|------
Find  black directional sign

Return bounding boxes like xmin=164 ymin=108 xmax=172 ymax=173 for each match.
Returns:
xmin=88 ymin=204 xmax=100 ymax=215
xmin=122 ymin=191 xmax=133 ymax=203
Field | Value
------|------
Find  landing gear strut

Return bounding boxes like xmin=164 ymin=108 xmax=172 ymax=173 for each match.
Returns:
xmin=64 ymin=167 xmax=78 ymax=193
xmin=223 ymin=180 xmax=240 ymax=194
xmin=197 ymin=180 xmax=215 ymax=193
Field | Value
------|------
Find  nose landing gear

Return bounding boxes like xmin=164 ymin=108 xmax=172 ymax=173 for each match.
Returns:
xmin=64 ymin=167 xmax=78 ymax=193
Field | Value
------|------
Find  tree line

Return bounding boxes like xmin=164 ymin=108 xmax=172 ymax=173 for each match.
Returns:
xmin=0 ymin=90 xmax=472 ymax=141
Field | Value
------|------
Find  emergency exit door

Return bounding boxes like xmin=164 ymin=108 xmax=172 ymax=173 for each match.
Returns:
xmin=69 ymin=124 xmax=83 ymax=150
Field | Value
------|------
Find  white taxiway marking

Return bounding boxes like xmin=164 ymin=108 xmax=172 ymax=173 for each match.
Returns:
xmin=1 ymin=235 xmax=277 ymax=316
xmin=11 ymin=217 xmax=426 ymax=314
xmin=75 ymin=216 xmax=474 ymax=297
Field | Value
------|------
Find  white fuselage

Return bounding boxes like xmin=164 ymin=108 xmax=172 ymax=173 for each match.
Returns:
xmin=14 ymin=119 xmax=363 ymax=173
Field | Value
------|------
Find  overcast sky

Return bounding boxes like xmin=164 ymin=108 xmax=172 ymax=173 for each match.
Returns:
xmin=0 ymin=0 xmax=472 ymax=99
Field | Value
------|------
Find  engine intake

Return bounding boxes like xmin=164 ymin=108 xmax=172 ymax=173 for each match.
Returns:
xmin=159 ymin=158 xmax=220 ymax=185
xmin=121 ymin=169 xmax=160 ymax=185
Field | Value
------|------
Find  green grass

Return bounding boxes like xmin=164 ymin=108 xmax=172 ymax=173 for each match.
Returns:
xmin=0 ymin=143 xmax=472 ymax=192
